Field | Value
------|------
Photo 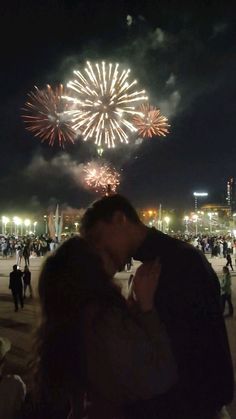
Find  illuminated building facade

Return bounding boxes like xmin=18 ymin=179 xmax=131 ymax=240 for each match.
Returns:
xmin=226 ymin=177 xmax=235 ymax=216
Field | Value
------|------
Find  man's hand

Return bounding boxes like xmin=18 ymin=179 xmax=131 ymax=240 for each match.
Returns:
xmin=128 ymin=259 xmax=161 ymax=312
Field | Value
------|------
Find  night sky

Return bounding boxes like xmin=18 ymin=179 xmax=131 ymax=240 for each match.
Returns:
xmin=1 ymin=0 xmax=236 ymax=213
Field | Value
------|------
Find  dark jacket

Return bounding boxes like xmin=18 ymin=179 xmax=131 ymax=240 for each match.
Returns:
xmin=131 ymin=228 xmax=234 ymax=419
xmin=9 ymin=270 xmax=23 ymax=292
xmin=23 ymin=270 xmax=31 ymax=285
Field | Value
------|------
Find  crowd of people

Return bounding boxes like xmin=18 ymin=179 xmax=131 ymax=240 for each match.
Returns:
xmin=0 ymin=195 xmax=235 ymax=418
xmin=0 ymin=235 xmax=59 ymax=264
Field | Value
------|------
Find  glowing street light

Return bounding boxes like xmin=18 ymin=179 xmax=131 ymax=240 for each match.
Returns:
xmin=74 ymin=222 xmax=79 ymax=232
xmin=193 ymin=192 xmax=208 ymax=211
xmin=164 ymin=216 xmax=170 ymax=233
xmin=43 ymin=215 xmax=48 ymax=234
xmin=33 ymin=221 xmax=38 ymax=234
xmin=24 ymin=219 xmax=31 ymax=234
xmin=13 ymin=216 xmax=22 ymax=235
xmin=2 ymin=216 xmax=9 ymax=235
xmin=192 ymin=214 xmax=199 ymax=235
xmin=183 ymin=215 xmax=189 ymax=233
xmin=208 ymin=212 xmax=213 ymax=234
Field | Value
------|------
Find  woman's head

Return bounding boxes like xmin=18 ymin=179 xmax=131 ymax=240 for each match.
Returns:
xmin=38 ymin=236 xmax=114 ymax=322
xmin=34 ymin=236 xmax=123 ymax=406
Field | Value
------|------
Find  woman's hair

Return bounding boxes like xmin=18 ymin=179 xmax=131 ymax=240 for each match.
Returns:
xmin=32 ymin=236 xmax=125 ymax=414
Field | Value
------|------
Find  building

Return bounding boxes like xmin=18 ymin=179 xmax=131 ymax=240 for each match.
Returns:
xmin=226 ymin=177 xmax=235 ymax=216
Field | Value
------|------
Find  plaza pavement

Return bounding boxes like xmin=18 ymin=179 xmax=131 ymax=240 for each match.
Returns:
xmin=0 ymin=253 xmax=235 ymax=416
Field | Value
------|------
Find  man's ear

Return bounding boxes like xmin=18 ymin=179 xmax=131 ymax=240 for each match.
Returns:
xmin=112 ymin=211 xmax=127 ymax=226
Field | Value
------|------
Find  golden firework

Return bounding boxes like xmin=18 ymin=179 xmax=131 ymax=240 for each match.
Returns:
xmin=133 ymin=103 xmax=169 ymax=138
xmin=83 ymin=161 xmax=120 ymax=194
xmin=63 ymin=61 xmax=148 ymax=148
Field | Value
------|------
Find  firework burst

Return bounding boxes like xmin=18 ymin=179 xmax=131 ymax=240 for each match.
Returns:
xmin=63 ymin=61 xmax=148 ymax=149
xmin=22 ymin=84 xmax=76 ymax=147
xmin=133 ymin=103 xmax=169 ymax=138
xmin=83 ymin=161 xmax=120 ymax=194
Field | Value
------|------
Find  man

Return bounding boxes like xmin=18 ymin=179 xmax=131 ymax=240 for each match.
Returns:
xmin=81 ymin=195 xmax=234 ymax=419
xmin=9 ymin=265 xmax=24 ymax=312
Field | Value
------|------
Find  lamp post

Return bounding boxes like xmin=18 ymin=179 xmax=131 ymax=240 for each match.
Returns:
xmin=13 ymin=217 xmax=22 ymax=236
xmin=33 ymin=221 xmax=37 ymax=234
xmin=193 ymin=192 xmax=208 ymax=211
xmin=2 ymin=216 xmax=9 ymax=235
xmin=43 ymin=215 xmax=48 ymax=234
xmin=24 ymin=219 xmax=31 ymax=235
xmin=208 ymin=212 xmax=213 ymax=234
xmin=74 ymin=222 xmax=79 ymax=232
xmin=192 ymin=214 xmax=199 ymax=235
xmin=164 ymin=216 xmax=170 ymax=234
xmin=184 ymin=216 xmax=189 ymax=234
xmin=157 ymin=204 xmax=163 ymax=232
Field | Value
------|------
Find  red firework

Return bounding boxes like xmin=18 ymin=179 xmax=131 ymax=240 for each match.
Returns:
xmin=22 ymin=84 xmax=76 ymax=147
xmin=133 ymin=103 xmax=170 ymax=138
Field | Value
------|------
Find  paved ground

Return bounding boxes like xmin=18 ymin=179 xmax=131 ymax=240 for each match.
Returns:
xmin=0 ymin=253 xmax=235 ymax=416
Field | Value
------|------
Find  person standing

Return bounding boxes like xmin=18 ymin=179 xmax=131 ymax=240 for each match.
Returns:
xmin=226 ymin=252 xmax=234 ymax=271
xmin=221 ymin=266 xmax=234 ymax=317
xmin=23 ymin=244 xmax=30 ymax=266
xmin=9 ymin=265 xmax=24 ymax=312
xmin=23 ymin=265 xmax=32 ymax=299
xmin=16 ymin=245 xmax=23 ymax=267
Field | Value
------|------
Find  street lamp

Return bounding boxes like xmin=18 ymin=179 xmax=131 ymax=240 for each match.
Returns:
xmin=192 ymin=214 xmax=199 ymax=235
xmin=33 ymin=221 xmax=38 ymax=234
xmin=164 ymin=216 xmax=170 ymax=233
xmin=183 ymin=216 xmax=189 ymax=234
xmin=43 ymin=215 xmax=48 ymax=234
xmin=2 ymin=216 xmax=9 ymax=235
xmin=193 ymin=192 xmax=208 ymax=211
xmin=13 ymin=217 xmax=22 ymax=235
xmin=208 ymin=212 xmax=213 ymax=234
xmin=24 ymin=219 xmax=31 ymax=235
xmin=74 ymin=222 xmax=79 ymax=232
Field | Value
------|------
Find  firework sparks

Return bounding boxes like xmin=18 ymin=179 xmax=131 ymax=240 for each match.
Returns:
xmin=133 ymin=103 xmax=169 ymax=138
xmin=83 ymin=161 xmax=120 ymax=194
xmin=22 ymin=84 xmax=76 ymax=147
xmin=63 ymin=61 xmax=148 ymax=148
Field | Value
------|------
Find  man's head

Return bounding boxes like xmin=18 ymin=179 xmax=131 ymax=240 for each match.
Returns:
xmin=13 ymin=264 xmax=17 ymax=271
xmin=80 ymin=194 xmax=147 ymax=275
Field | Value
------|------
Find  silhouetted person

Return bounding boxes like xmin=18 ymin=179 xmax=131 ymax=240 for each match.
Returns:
xmin=226 ymin=252 xmax=233 ymax=271
xmin=221 ymin=266 xmax=234 ymax=317
xmin=23 ymin=265 xmax=32 ymax=298
xmin=9 ymin=265 xmax=24 ymax=312
xmin=23 ymin=244 xmax=30 ymax=266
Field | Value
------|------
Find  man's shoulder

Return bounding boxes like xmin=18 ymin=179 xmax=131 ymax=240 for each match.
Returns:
xmin=152 ymin=229 xmax=198 ymax=255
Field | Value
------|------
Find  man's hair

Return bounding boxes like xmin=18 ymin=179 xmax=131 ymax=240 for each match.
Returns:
xmin=80 ymin=194 xmax=141 ymax=234
xmin=13 ymin=264 xmax=17 ymax=270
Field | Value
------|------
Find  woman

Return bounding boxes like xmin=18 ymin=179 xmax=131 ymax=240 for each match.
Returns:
xmin=221 ymin=266 xmax=234 ymax=317
xmin=32 ymin=237 xmax=177 ymax=418
xmin=23 ymin=265 xmax=32 ymax=299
